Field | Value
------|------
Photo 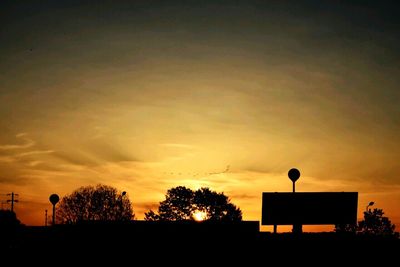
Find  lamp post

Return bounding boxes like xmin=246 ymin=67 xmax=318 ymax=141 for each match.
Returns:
xmin=120 ymin=191 xmax=126 ymax=218
xmin=366 ymin=201 xmax=374 ymax=212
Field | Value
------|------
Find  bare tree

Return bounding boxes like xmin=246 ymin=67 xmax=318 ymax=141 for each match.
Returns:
xmin=57 ymin=184 xmax=134 ymax=224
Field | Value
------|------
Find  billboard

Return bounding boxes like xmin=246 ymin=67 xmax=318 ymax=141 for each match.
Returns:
xmin=262 ymin=192 xmax=358 ymax=225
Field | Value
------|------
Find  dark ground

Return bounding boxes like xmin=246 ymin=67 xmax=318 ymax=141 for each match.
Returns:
xmin=1 ymin=221 xmax=399 ymax=263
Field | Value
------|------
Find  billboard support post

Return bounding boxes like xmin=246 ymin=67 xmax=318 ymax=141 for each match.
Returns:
xmin=288 ymin=168 xmax=302 ymax=234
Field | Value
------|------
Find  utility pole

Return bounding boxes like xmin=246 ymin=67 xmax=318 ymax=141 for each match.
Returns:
xmin=7 ymin=192 xmax=19 ymax=212
xmin=45 ymin=209 xmax=48 ymax=226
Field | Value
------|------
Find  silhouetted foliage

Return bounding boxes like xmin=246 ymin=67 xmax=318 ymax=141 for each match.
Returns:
xmin=0 ymin=210 xmax=20 ymax=227
xmin=335 ymin=207 xmax=398 ymax=237
xmin=358 ymin=208 xmax=396 ymax=237
xmin=194 ymin=188 xmax=243 ymax=221
xmin=57 ymin=184 xmax=134 ymax=224
xmin=158 ymin=186 xmax=193 ymax=221
xmin=143 ymin=210 xmax=160 ymax=221
xmin=145 ymin=186 xmax=242 ymax=221
xmin=334 ymin=223 xmax=357 ymax=234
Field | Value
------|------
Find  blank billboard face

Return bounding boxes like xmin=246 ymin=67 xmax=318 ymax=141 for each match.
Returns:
xmin=262 ymin=192 xmax=358 ymax=225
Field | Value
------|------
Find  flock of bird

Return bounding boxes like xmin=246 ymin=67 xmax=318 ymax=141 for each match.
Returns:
xmin=163 ymin=165 xmax=230 ymax=178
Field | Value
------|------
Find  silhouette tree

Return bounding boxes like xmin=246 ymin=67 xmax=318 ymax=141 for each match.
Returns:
xmin=334 ymin=223 xmax=357 ymax=234
xmin=0 ymin=210 xmax=21 ymax=227
xmin=335 ymin=207 xmax=397 ymax=237
xmin=193 ymin=188 xmax=242 ymax=221
xmin=57 ymin=184 xmax=134 ymax=224
xmin=358 ymin=208 xmax=396 ymax=237
xmin=0 ymin=210 xmax=21 ymax=249
xmin=145 ymin=186 xmax=242 ymax=221
xmin=143 ymin=210 xmax=160 ymax=221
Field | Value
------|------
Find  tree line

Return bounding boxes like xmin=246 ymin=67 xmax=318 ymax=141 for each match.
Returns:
xmin=0 ymin=183 xmax=397 ymax=238
xmin=57 ymin=184 xmax=242 ymax=224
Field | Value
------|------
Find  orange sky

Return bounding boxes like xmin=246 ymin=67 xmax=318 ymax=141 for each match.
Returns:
xmin=1 ymin=1 xmax=399 ymax=231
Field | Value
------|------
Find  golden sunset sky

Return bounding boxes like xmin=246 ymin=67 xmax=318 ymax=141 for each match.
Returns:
xmin=1 ymin=1 xmax=399 ymax=231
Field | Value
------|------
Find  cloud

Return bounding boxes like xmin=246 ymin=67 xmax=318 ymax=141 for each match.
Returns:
xmin=26 ymin=161 xmax=43 ymax=167
xmin=0 ymin=155 xmax=15 ymax=163
xmin=160 ymin=143 xmax=195 ymax=149
xmin=0 ymin=134 xmax=53 ymax=165
xmin=16 ymin=150 xmax=54 ymax=158
xmin=0 ymin=133 xmax=56 ymax=185
xmin=0 ymin=168 xmax=35 ymax=185
xmin=230 ymin=193 xmax=257 ymax=200
xmin=0 ymin=152 xmax=52 ymax=163
xmin=243 ymin=167 xmax=276 ymax=174
xmin=0 ymin=133 xmax=35 ymax=150
xmin=134 ymin=202 xmax=159 ymax=212
xmin=51 ymin=144 xmax=139 ymax=168
xmin=16 ymin=133 xmax=27 ymax=138
xmin=51 ymin=151 xmax=99 ymax=167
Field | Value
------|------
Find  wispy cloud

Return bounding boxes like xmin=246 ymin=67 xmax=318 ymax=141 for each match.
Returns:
xmin=0 ymin=133 xmax=57 ymax=185
xmin=0 ymin=133 xmax=35 ymax=150
xmin=230 ymin=193 xmax=257 ymax=200
xmin=51 ymin=144 xmax=139 ymax=168
xmin=16 ymin=150 xmax=54 ymax=157
xmin=0 ymin=134 xmax=54 ymax=164
xmin=26 ymin=161 xmax=43 ymax=167
xmin=159 ymin=143 xmax=195 ymax=149
xmin=134 ymin=202 xmax=159 ymax=213
xmin=0 ymin=155 xmax=15 ymax=163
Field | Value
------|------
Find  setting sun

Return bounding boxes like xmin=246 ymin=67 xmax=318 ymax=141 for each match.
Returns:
xmin=192 ymin=211 xmax=208 ymax=222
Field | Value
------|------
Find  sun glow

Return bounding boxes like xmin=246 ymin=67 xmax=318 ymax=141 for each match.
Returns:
xmin=192 ymin=210 xmax=207 ymax=221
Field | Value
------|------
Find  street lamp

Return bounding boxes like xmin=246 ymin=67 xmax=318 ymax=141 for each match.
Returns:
xmin=366 ymin=201 xmax=374 ymax=212
xmin=120 ymin=191 xmax=127 ymax=218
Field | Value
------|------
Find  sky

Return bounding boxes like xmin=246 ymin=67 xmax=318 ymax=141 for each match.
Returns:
xmin=1 ymin=0 xmax=400 ymax=231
